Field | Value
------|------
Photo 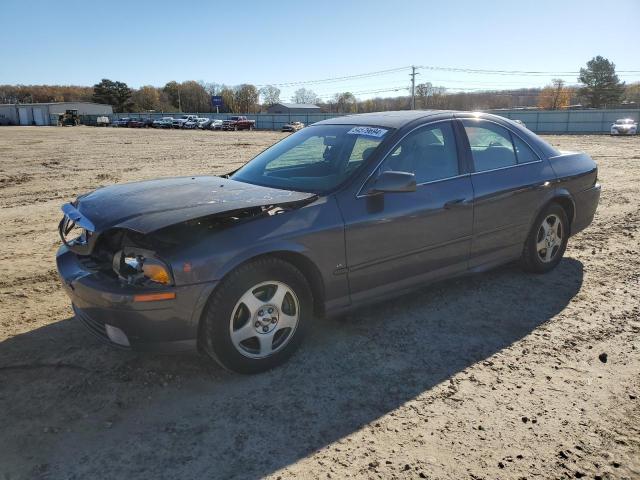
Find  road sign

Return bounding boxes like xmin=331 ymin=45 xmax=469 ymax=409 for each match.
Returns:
xmin=211 ymin=96 xmax=223 ymax=107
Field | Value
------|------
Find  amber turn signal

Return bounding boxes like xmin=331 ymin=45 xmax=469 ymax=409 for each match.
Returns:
xmin=133 ymin=292 xmax=176 ymax=302
xmin=142 ymin=263 xmax=171 ymax=285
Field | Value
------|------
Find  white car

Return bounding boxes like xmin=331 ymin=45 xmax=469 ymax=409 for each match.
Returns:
xmin=172 ymin=115 xmax=198 ymax=128
xmin=610 ymin=118 xmax=638 ymax=136
xmin=209 ymin=119 xmax=224 ymax=130
xmin=196 ymin=117 xmax=211 ymax=129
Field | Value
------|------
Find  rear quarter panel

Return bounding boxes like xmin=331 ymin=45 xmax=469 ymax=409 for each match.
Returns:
xmin=547 ymin=151 xmax=600 ymax=234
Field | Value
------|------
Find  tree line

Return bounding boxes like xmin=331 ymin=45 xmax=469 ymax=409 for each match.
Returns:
xmin=0 ymin=56 xmax=637 ymax=113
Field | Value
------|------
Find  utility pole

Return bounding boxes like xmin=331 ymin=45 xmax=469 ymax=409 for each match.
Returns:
xmin=410 ymin=65 xmax=419 ymax=110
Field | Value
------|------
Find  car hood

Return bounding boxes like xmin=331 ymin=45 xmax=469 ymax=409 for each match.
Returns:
xmin=65 ymin=176 xmax=316 ymax=234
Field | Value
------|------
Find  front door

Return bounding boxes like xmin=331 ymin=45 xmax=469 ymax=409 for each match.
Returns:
xmin=338 ymin=120 xmax=474 ymax=304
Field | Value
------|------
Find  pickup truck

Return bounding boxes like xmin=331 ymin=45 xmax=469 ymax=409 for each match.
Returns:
xmin=222 ymin=116 xmax=255 ymax=131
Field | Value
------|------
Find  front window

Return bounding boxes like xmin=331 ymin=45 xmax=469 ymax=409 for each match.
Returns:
xmin=375 ymin=121 xmax=459 ymax=184
xmin=231 ymin=125 xmax=391 ymax=193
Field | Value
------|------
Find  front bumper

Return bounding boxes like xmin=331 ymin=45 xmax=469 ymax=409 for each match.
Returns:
xmin=56 ymin=245 xmax=216 ymax=352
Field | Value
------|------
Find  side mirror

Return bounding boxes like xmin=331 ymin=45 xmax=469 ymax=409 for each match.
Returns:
xmin=367 ymin=170 xmax=416 ymax=194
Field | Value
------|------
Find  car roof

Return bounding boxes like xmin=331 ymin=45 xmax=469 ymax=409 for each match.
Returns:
xmin=314 ymin=110 xmax=455 ymax=128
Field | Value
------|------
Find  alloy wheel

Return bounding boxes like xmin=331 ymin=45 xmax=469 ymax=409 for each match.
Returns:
xmin=536 ymin=213 xmax=563 ymax=263
xmin=229 ymin=281 xmax=300 ymax=359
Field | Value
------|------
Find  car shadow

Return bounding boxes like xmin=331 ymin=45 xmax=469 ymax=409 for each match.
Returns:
xmin=0 ymin=258 xmax=584 ymax=479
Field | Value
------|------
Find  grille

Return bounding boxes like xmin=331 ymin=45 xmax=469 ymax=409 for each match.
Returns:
xmin=74 ymin=306 xmax=109 ymax=343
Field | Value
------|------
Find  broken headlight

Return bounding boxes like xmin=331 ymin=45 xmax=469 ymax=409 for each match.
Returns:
xmin=112 ymin=249 xmax=173 ymax=286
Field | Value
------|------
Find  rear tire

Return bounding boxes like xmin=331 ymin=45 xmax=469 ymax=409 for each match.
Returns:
xmin=200 ymin=258 xmax=313 ymax=374
xmin=521 ymin=203 xmax=569 ymax=273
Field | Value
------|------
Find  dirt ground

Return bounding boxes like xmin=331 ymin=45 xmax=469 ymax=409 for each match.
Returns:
xmin=0 ymin=126 xmax=638 ymax=480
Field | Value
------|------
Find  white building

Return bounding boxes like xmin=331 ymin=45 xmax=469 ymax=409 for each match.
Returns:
xmin=0 ymin=102 xmax=113 ymax=125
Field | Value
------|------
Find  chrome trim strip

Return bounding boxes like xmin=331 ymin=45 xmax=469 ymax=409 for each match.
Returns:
xmin=469 ymin=159 xmax=543 ymax=176
xmin=459 ymin=117 xmax=543 ymax=163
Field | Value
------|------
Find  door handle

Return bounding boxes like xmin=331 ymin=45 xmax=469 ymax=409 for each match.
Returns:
xmin=444 ymin=198 xmax=467 ymax=209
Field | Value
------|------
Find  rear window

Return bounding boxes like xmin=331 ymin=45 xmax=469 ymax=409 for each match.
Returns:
xmin=512 ymin=135 xmax=539 ymax=164
xmin=462 ymin=120 xmax=517 ymax=172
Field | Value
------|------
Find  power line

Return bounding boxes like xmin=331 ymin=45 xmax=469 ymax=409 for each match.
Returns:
xmin=418 ymin=65 xmax=640 ymax=76
xmin=256 ymin=66 xmax=411 ymax=88
xmin=313 ymin=85 xmax=409 ymax=100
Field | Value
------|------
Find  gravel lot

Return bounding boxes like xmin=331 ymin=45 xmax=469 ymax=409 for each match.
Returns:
xmin=0 ymin=126 xmax=638 ymax=480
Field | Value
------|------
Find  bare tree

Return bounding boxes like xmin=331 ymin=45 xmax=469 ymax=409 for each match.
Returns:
xmin=200 ymin=82 xmax=224 ymax=97
xmin=291 ymin=88 xmax=319 ymax=104
xmin=537 ymin=79 xmax=571 ymax=110
xmin=259 ymin=85 xmax=281 ymax=107
xmin=334 ymin=92 xmax=357 ymax=113
xmin=234 ymin=84 xmax=259 ymax=113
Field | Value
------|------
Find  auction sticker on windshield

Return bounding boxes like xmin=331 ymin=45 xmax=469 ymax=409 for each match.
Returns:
xmin=347 ymin=126 xmax=388 ymax=138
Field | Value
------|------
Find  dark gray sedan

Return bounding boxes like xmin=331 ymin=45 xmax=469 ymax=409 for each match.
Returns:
xmin=56 ymin=111 xmax=600 ymax=373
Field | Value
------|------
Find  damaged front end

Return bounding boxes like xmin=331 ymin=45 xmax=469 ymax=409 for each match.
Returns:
xmin=58 ymin=196 xmax=316 ymax=288
xmin=55 ymin=176 xmax=318 ymax=352
xmin=59 ymin=203 xmax=174 ymax=288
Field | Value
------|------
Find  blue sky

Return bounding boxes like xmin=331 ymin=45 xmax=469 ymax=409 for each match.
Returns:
xmin=2 ymin=0 xmax=639 ymax=101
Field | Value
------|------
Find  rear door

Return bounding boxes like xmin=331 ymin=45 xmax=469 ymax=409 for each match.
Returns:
xmin=339 ymin=120 xmax=474 ymax=303
xmin=458 ymin=118 xmax=556 ymax=268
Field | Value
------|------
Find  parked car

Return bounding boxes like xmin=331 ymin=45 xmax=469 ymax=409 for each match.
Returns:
xmin=172 ymin=115 xmax=198 ymax=129
xmin=610 ymin=118 xmax=638 ymax=136
xmin=197 ymin=118 xmax=213 ymax=129
xmin=129 ymin=118 xmax=154 ymax=128
xmin=96 ymin=116 xmax=110 ymax=127
xmin=197 ymin=117 xmax=212 ymax=129
xmin=222 ymin=116 xmax=255 ymax=131
xmin=112 ymin=117 xmax=131 ymax=127
xmin=56 ymin=111 xmax=600 ymax=373
xmin=184 ymin=117 xmax=209 ymax=129
xmin=153 ymin=117 xmax=174 ymax=129
xmin=209 ymin=119 xmax=224 ymax=130
xmin=282 ymin=121 xmax=305 ymax=132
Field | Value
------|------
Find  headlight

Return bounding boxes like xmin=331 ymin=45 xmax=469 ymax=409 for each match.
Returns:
xmin=112 ymin=249 xmax=173 ymax=286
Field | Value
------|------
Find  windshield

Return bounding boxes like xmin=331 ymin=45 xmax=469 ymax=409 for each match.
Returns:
xmin=616 ymin=119 xmax=634 ymax=124
xmin=231 ymin=124 xmax=391 ymax=193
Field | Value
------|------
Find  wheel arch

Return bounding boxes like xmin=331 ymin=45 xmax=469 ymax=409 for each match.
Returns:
xmin=552 ymin=193 xmax=576 ymax=230
xmin=524 ymin=190 xmax=576 ymax=250
xmin=196 ymin=248 xmax=326 ymax=348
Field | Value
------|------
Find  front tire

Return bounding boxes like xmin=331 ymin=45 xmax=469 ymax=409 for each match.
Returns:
xmin=521 ymin=203 xmax=569 ymax=273
xmin=200 ymin=258 xmax=313 ymax=374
